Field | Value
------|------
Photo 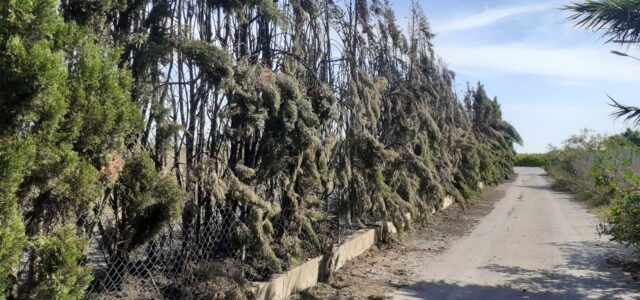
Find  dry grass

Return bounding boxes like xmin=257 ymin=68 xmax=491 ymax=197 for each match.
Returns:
xmin=588 ymin=205 xmax=612 ymax=221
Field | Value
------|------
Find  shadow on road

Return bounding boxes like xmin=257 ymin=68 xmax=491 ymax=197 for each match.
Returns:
xmin=397 ymin=241 xmax=639 ymax=299
xmin=399 ymin=280 xmax=563 ymax=299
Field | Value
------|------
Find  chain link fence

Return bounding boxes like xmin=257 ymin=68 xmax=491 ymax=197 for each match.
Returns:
xmin=73 ymin=201 xmax=350 ymax=299
xmin=12 ymin=176 xmax=396 ymax=300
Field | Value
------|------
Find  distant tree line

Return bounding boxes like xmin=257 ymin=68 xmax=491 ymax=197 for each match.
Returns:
xmin=0 ymin=0 xmax=520 ymax=298
xmin=515 ymin=154 xmax=546 ymax=167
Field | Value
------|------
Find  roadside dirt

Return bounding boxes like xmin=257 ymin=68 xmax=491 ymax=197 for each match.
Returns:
xmin=293 ymin=168 xmax=640 ymax=300
xmin=292 ymin=183 xmax=508 ymax=300
xmin=391 ymin=167 xmax=640 ymax=299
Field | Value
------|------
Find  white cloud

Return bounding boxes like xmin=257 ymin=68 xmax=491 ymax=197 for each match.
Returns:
xmin=435 ymin=2 xmax=556 ymax=33
xmin=438 ymin=44 xmax=640 ymax=82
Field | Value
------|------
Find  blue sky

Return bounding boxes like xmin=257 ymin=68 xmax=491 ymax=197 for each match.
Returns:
xmin=390 ymin=0 xmax=640 ymax=153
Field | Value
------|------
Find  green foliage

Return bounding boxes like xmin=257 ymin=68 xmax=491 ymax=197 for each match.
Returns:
xmin=0 ymin=0 xmax=142 ymax=297
xmin=1 ymin=0 xmax=524 ymax=296
xmin=545 ymin=130 xmax=610 ymax=204
xmin=515 ymin=153 xmax=547 ymax=167
xmin=465 ymin=83 xmax=521 ymax=185
xmin=178 ymin=39 xmax=233 ymax=85
xmin=227 ymin=176 xmax=272 ymax=212
xmin=209 ymin=0 xmax=284 ymax=21
xmin=0 ymin=27 xmax=68 ymax=134
xmin=64 ymin=37 xmax=140 ymax=164
xmin=60 ymin=0 xmax=122 ymax=30
xmin=111 ymin=152 xmax=183 ymax=251
xmin=564 ymin=0 xmax=640 ymax=45
xmin=545 ymin=129 xmax=640 ymax=204
xmin=546 ymin=128 xmax=640 ymax=249
xmin=0 ymin=138 xmax=33 ymax=298
xmin=30 ymin=226 xmax=93 ymax=300
xmin=607 ymin=191 xmax=640 ymax=248
xmin=564 ymin=1 xmax=640 ymax=127
xmin=620 ymin=128 xmax=640 ymax=146
xmin=591 ymin=147 xmax=640 ymax=249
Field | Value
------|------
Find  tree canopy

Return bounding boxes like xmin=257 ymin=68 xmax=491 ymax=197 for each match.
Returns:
xmin=565 ymin=0 xmax=640 ymax=125
xmin=0 ymin=1 xmax=520 ymax=298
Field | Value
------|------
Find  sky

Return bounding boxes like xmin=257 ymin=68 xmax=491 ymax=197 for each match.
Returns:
xmin=390 ymin=0 xmax=640 ymax=153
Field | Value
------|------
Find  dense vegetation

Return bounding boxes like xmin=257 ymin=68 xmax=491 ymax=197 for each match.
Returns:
xmin=544 ymin=129 xmax=640 ymax=248
xmin=0 ymin=0 xmax=520 ymax=298
xmin=515 ymin=153 xmax=546 ymax=167
xmin=562 ymin=0 xmax=640 ymax=250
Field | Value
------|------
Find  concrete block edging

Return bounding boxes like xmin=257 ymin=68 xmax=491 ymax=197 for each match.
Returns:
xmin=250 ymin=228 xmax=377 ymax=300
xmin=250 ymin=182 xmax=485 ymax=299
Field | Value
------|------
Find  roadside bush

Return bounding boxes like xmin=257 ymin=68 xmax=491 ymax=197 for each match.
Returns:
xmin=591 ymin=148 xmax=640 ymax=249
xmin=29 ymin=226 xmax=93 ymax=300
xmin=607 ymin=191 xmax=640 ymax=249
xmin=544 ymin=130 xmax=613 ymax=205
xmin=546 ymin=129 xmax=640 ymax=249
xmin=515 ymin=153 xmax=546 ymax=167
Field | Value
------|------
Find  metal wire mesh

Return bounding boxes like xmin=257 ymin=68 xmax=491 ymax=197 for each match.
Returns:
xmin=9 ymin=180 xmax=387 ymax=300
xmin=73 ymin=201 xmax=343 ymax=299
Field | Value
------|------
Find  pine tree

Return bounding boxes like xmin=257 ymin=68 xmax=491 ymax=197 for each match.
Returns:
xmin=0 ymin=0 xmax=152 ymax=297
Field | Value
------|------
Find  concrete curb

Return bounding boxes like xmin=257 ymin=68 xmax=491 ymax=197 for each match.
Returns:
xmin=250 ymin=182 xmax=485 ymax=299
xmin=251 ymin=256 xmax=324 ymax=300
xmin=442 ymin=196 xmax=454 ymax=210
xmin=250 ymin=229 xmax=377 ymax=300
xmin=329 ymin=229 xmax=377 ymax=273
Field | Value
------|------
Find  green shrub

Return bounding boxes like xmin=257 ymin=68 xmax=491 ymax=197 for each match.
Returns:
xmin=0 ymin=0 xmax=141 ymax=297
xmin=592 ymin=149 xmax=640 ymax=249
xmin=30 ymin=226 xmax=93 ymax=300
xmin=514 ymin=153 xmax=546 ymax=167
xmin=546 ymin=129 xmax=640 ymax=249
xmin=607 ymin=191 xmax=640 ymax=249
xmin=110 ymin=151 xmax=184 ymax=252
xmin=544 ymin=130 xmax=611 ymax=205
xmin=0 ymin=139 xmax=33 ymax=298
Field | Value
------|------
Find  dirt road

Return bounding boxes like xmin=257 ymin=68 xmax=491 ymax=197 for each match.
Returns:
xmin=394 ymin=167 xmax=639 ymax=299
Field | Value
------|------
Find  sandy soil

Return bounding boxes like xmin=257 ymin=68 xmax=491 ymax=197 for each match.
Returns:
xmin=295 ymin=167 xmax=640 ymax=300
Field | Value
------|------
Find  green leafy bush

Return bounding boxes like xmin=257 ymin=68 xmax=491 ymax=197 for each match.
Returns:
xmin=0 ymin=0 xmax=145 ymax=298
xmin=515 ymin=153 xmax=546 ymax=167
xmin=30 ymin=226 xmax=93 ymax=300
xmin=109 ymin=151 xmax=184 ymax=252
xmin=546 ymin=129 xmax=640 ymax=249
xmin=545 ymin=130 xmax=612 ymax=205
xmin=608 ymin=191 xmax=640 ymax=249
xmin=591 ymin=148 xmax=640 ymax=249
xmin=0 ymin=139 xmax=33 ymax=298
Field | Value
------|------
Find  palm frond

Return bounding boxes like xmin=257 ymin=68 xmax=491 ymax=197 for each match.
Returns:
xmin=609 ymin=95 xmax=640 ymax=125
xmin=564 ymin=0 xmax=640 ymax=45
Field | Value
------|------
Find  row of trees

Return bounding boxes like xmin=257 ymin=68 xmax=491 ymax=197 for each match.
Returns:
xmin=0 ymin=0 xmax=520 ymax=298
